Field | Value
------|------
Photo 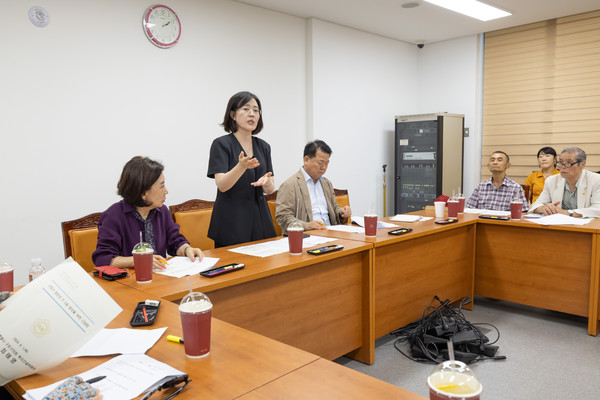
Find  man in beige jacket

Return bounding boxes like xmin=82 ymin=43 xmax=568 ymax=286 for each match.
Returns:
xmin=276 ymin=140 xmax=351 ymax=234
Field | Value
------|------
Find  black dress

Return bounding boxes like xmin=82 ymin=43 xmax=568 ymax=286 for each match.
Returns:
xmin=207 ymin=133 xmax=277 ymax=247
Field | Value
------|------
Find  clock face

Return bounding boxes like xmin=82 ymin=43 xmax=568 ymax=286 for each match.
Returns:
xmin=143 ymin=5 xmax=181 ymax=48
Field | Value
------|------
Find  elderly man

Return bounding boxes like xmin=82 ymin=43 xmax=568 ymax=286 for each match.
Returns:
xmin=466 ymin=151 xmax=528 ymax=212
xmin=530 ymin=147 xmax=600 ymax=218
xmin=276 ymin=140 xmax=351 ymax=234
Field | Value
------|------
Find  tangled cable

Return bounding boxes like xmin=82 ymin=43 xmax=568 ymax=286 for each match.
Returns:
xmin=390 ymin=296 xmax=505 ymax=364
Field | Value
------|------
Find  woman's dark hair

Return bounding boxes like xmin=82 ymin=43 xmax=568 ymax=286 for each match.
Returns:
xmin=537 ymin=147 xmax=557 ymax=158
xmin=117 ymin=156 xmax=164 ymax=207
xmin=220 ymin=91 xmax=263 ymax=135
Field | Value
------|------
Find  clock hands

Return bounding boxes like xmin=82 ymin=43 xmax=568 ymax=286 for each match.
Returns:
xmin=162 ymin=20 xmax=171 ymax=27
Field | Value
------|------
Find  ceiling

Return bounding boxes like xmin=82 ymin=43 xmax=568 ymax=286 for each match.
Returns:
xmin=234 ymin=0 xmax=600 ymax=45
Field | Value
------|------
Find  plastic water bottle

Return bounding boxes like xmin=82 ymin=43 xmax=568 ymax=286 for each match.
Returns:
xmin=29 ymin=258 xmax=46 ymax=282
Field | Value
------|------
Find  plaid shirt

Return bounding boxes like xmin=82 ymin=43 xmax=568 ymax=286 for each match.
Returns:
xmin=466 ymin=176 xmax=529 ymax=211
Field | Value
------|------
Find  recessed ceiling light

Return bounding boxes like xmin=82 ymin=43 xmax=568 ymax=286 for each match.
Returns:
xmin=424 ymin=0 xmax=511 ymax=21
xmin=402 ymin=2 xmax=420 ymax=8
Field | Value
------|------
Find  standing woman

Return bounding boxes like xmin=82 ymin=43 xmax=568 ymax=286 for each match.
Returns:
xmin=524 ymin=147 xmax=559 ymax=203
xmin=207 ymin=91 xmax=277 ymax=247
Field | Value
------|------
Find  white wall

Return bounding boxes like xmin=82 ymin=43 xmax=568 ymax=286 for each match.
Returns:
xmin=416 ymin=34 xmax=483 ymax=198
xmin=0 ymin=0 xmax=307 ymax=284
xmin=308 ymin=19 xmax=419 ymax=217
xmin=0 ymin=1 xmax=482 ymax=285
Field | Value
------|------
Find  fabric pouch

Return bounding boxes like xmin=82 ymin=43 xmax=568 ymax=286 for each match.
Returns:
xmin=93 ymin=265 xmax=128 ymax=281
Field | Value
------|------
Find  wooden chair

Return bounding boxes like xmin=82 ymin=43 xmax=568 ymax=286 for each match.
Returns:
xmin=520 ymin=184 xmax=532 ymax=204
xmin=264 ymin=191 xmax=282 ymax=236
xmin=61 ymin=212 xmax=102 ymax=272
xmin=334 ymin=189 xmax=351 ymax=225
xmin=169 ymin=199 xmax=215 ymax=250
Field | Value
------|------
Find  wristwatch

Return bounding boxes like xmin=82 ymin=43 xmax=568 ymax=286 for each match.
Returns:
xmin=568 ymin=210 xmax=574 ymax=217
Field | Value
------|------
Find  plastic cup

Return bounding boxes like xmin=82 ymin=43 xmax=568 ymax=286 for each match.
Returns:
xmin=0 ymin=264 xmax=14 ymax=292
xmin=434 ymin=201 xmax=445 ymax=218
xmin=427 ymin=360 xmax=482 ymax=400
xmin=132 ymin=242 xmax=154 ymax=284
xmin=179 ymin=292 xmax=212 ymax=358
xmin=458 ymin=197 xmax=465 ymax=213
xmin=447 ymin=200 xmax=460 ymax=219
xmin=511 ymin=200 xmax=523 ymax=220
xmin=364 ymin=214 xmax=378 ymax=236
xmin=287 ymin=221 xmax=304 ymax=255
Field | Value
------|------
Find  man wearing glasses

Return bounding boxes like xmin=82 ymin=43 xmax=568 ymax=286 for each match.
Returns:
xmin=530 ymin=147 xmax=600 ymax=218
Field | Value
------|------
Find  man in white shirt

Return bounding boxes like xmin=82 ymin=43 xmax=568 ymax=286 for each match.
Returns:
xmin=529 ymin=147 xmax=600 ymax=218
xmin=275 ymin=140 xmax=351 ymax=234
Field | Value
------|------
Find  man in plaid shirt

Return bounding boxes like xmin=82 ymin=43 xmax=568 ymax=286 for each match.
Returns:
xmin=466 ymin=151 xmax=529 ymax=212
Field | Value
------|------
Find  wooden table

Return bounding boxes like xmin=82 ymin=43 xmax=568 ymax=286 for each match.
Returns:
xmin=307 ymin=215 xmax=477 ymax=338
xmin=117 ymin=237 xmax=375 ymax=364
xmin=6 ymin=278 xmax=320 ymax=400
xmin=474 ymin=216 xmax=600 ymax=335
xmin=236 ymin=358 xmax=427 ymax=399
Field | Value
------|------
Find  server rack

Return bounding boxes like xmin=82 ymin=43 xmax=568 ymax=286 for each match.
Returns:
xmin=394 ymin=113 xmax=464 ymax=214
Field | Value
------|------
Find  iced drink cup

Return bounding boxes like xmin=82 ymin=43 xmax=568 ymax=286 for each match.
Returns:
xmin=510 ymin=200 xmax=523 ymax=220
xmin=132 ymin=242 xmax=154 ymax=284
xmin=447 ymin=200 xmax=460 ymax=219
xmin=287 ymin=221 xmax=304 ymax=255
xmin=364 ymin=211 xmax=378 ymax=236
xmin=0 ymin=264 xmax=14 ymax=292
xmin=179 ymin=292 xmax=212 ymax=358
xmin=427 ymin=360 xmax=482 ymax=400
xmin=458 ymin=197 xmax=466 ymax=213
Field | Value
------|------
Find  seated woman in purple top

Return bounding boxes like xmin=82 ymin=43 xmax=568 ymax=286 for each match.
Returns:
xmin=92 ymin=156 xmax=203 ymax=269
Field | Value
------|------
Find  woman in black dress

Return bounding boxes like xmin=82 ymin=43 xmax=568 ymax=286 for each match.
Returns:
xmin=207 ymin=91 xmax=277 ymax=247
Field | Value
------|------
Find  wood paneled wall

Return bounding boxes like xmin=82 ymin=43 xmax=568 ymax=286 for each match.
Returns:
xmin=482 ymin=10 xmax=600 ymax=182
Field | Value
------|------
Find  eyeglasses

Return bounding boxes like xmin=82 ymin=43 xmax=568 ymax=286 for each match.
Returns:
xmin=556 ymin=161 xmax=580 ymax=168
xmin=238 ymin=106 xmax=261 ymax=115
xmin=141 ymin=375 xmax=190 ymax=400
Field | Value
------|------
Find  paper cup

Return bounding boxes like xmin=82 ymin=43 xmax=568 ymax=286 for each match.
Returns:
xmin=0 ymin=266 xmax=14 ymax=292
xmin=434 ymin=201 xmax=445 ymax=218
xmin=447 ymin=200 xmax=460 ymax=219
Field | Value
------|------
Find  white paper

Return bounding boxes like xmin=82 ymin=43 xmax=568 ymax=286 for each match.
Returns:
xmin=0 ymin=258 xmax=122 ymax=385
xmin=389 ymin=214 xmax=421 ymax=222
xmin=351 ymin=216 xmax=398 ymax=228
xmin=464 ymin=208 xmax=511 ymax=216
xmin=526 ymin=214 xmax=593 ymax=226
xmin=155 ymin=256 xmax=219 ymax=278
xmin=326 ymin=225 xmax=366 ymax=233
xmin=24 ymin=354 xmax=185 ymax=400
xmin=71 ymin=327 xmax=167 ymax=357
xmin=229 ymin=236 xmax=336 ymax=257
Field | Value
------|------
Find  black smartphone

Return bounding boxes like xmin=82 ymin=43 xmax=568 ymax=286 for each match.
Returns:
xmin=388 ymin=228 xmax=413 ymax=235
xmin=200 ymin=263 xmax=245 ymax=278
xmin=478 ymin=215 xmax=510 ymax=221
xmin=307 ymin=244 xmax=344 ymax=255
xmin=130 ymin=300 xmax=161 ymax=327
xmin=435 ymin=219 xmax=458 ymax=225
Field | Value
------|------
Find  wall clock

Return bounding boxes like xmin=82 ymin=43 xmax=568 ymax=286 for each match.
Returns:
xmin=142 ymin=5 xmax=181 ymax=48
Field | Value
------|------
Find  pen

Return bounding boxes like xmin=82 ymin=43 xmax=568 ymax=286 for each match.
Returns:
xmin=142 ymin=307 xmax=148 ymax=322
xmin=86 ymin=376 xmax=106 ymax=384
xmin=167 ymin=335 xmax=184 ymax=344
xmin=159 ymin=259 xmax=168 ymax=265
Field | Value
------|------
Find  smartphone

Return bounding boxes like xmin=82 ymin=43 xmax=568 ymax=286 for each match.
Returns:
xmin=200 ymin=263 xmax=245 ymax=278
xmin=130 ymin=300 xmax=161 ymax=327
xmin=434 ymin=219 xmax=458 ymax=225
xmin=388 ymin=228 xmax=413 ymax=235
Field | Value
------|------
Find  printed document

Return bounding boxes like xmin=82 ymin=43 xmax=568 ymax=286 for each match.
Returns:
xmin=24 ymin=354 xmax=186 ymax=400
xmin=0 ymin=258 xmax=122 ymax=385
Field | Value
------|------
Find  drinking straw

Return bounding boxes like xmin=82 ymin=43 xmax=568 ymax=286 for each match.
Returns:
xmin=139 ymin=231 xmax=143 ymax=244
xmin=186 ymin=276 xmax=193 ymax=295
xmin=447 ymin=339 xmax=455 ymax=363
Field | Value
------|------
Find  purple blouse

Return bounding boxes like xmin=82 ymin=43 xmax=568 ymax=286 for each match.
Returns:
xmin=92 ymin=200 xmax=188 ymax=267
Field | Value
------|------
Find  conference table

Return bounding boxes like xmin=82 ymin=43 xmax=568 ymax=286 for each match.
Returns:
xmin=116 ymin=237 xmax=375 ymax=364
xmin=7 ymin=277 xmax=426 ymax=400
xmin=307 ymin=211 xmax=600 ymax=336
xmin=113 ymin=211 xmax=599 ymax=373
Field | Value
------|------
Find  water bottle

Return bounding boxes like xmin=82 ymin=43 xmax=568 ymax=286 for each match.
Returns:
xmin=29 ymin=258 xmax=46 ymax=282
